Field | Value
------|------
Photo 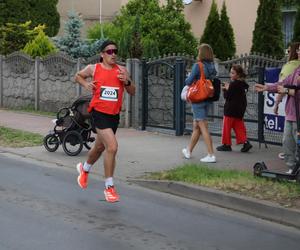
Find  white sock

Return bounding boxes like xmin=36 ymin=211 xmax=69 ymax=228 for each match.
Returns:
xmin=105 ymin=177 xmax=114 ymax=188
xmin=83 ymin=162 xmax=92 ymax=172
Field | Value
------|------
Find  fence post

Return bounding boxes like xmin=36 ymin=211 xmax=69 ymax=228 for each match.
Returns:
xmin=133 ymin=59 xmax=141 ymax=129
xmin=141 ymin=59 xmax=147 ymax=130
xmin=34 ymin=57 xmax=40 ymax=110
xmin=257 ymin=67 xmax=266 ymax=148
xmin=126 ymin=58 xmax=141 ymax=128
xmin=0 ymin=55 xmax=3 ymax=107
xmin=76 ymin=58 xmax=81 ymax=97
xmin=125 ymin=59 xmax=131 ymax=127
xmin=174 ymin=58 xmax=184 ymax=136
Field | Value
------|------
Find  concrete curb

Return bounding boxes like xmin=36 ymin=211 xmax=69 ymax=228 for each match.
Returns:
xmin=130 ymin=179 xmax=300 ymax=229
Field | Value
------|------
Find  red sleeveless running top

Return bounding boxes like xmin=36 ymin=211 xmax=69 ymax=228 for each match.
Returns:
xmin=88 ymin=63 xmax=124 ymax=115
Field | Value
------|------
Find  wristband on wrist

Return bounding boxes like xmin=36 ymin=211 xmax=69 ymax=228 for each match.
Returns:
xmin=284 ymin=88 xmax=289 ymax=95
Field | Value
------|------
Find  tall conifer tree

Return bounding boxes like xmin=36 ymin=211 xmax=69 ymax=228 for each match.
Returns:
xmin=200 ymin=0 xmax=222 ymax=58
xmin=251 ymin=0 xmax=284 ymax=58
xmin=219 ymin=1 xmax=236 ymax=60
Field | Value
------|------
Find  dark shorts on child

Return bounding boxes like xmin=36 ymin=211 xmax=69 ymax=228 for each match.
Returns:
xmin=91 ymin=110 xmax=120 ymax=134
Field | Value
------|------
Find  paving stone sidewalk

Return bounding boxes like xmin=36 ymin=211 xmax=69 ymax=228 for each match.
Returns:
xmin=0 ymin=109 xmax=286 ymax=178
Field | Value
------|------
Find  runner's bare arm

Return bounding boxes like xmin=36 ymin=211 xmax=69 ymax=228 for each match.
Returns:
xmin=117 ymin=66 xmax=135 ymax=96
xmin=75 ymin=65 xmax=96 ymax=92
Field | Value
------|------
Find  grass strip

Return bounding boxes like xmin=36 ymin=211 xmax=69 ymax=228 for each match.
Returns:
xmin=1 ymin=107 xmax=55 ymax=117
xmin=0 ymin=126 xmax=43 ymax=148
xmin=146 ymin=164 xmax=300 ymax=208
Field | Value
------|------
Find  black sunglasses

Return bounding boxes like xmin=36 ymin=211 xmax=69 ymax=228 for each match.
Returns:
xmin=104 ymin=49 xmax=118 ymax=55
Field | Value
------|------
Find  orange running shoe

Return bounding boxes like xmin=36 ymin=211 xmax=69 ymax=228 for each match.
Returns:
xmin=76 ymin=162 xmax=88 ymax=189
xmin=104 ymin=186 xmax=120 ymax=203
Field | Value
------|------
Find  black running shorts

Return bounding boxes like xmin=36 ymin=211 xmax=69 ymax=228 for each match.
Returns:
xmin=91 ymin=110 xmax=120 ymax=134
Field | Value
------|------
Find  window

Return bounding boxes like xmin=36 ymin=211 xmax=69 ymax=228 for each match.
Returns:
xmin=282 ymin=10 xmax=296 ymax=48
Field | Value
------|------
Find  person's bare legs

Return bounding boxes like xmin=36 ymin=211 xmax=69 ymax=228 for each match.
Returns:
xmin=198 ymin=120 xmax=214 ymax=155
xmin=96 ymin=128 xmax=118 ymax=178
xmin=86 ymin=132 xmax=105 ymax=165
xmin=188 ymin=120 xmax=201 ymax=153
xmin=76 ymin=130 xmax=105 ymax=189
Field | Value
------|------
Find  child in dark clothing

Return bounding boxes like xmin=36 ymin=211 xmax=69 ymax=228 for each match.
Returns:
xmin=216 ymin=64 xmax=253 ymax=152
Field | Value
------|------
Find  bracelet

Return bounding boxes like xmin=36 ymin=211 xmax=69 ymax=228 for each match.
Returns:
xmin=125 ymin=80 xmax=131 ymax=86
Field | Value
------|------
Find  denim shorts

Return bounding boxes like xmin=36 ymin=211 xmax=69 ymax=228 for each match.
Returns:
xmin=191 ymin=101 xmax=211 ymax=121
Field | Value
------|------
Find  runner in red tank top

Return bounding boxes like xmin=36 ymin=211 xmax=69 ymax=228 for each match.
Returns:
xmin=74 ymin=40 xmax=135 ymax=203
xmin=88 ymin=63 xmax=124 ymax=115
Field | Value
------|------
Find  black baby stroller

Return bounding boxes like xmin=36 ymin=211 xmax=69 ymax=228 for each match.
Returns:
xmin=43 ymin=95 xmax=95 ymax=156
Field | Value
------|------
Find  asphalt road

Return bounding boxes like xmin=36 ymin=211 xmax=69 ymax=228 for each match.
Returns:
xmin=0 ymin=154 xmax=300 ymax=250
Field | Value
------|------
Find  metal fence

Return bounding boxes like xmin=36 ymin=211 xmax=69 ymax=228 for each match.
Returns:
xmin=140 ymin=53 xmax=287 ymax=144
xmin=0 ymin=52 xmax=288 ymax=144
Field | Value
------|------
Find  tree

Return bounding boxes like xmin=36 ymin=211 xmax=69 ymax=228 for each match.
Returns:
xmin=251 ymin=0 xmax=284 ymax=58
xmin=54 ymin=10 xmax=105 ymax=59
xmin=87 ymin=0 xmax=197 ymax=59
xmin=22 ymin=26 xmax=57 ymax=58
xmin=54 ymin=10 xmax=84 ymax=58
xmin=129 ymin=16 xmax=143 ymax=58
xmin=200 ymin=0 xmax=222 ymax=58
xmin=28 ymin=0 xmax=60 ymax=37
xmin=219 ymin=1 xmax=236 ymax=60
xmin=159 ymin=0 xmax=197 ymax=56
xmin=0 ymin=0 xmax=60 ymax=37
xmin=0 ymin=21 xmax=38 ymax=55
xmin=292 ymin=3 xmax=300 ymax=42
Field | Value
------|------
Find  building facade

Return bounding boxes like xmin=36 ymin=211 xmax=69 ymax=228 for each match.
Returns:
xmin=57 ymin=0 xmax=123 ymax=36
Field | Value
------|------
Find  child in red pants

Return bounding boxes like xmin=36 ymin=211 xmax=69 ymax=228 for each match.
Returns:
xmin=216 ymin=64 xmax=252 ymax=152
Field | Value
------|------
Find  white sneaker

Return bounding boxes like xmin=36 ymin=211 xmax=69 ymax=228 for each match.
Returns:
xmin=200 ymin=155 xmax=216 ymax=163
xmin=182 ymin=148 xmax=191 ymax=159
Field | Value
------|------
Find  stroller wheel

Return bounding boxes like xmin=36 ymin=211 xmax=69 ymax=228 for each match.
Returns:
xmin=43 ymin=134 xmax=59 ymax=152
xmin=253 ymin=162 xmax=267 ymax=177
xmin=84 ymin=142 xmax=92 ymax=150
xmin=296 ymin=171 xmax=300 ymax=184
xmin=62 ymin=131 xmax=83 ymax=156
xmin=81 ymin=130 xmax=95 ymax=150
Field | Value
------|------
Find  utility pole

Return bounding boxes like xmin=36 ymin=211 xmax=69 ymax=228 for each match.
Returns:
xmin=99 ymin=0 xmax=102 ymax=24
